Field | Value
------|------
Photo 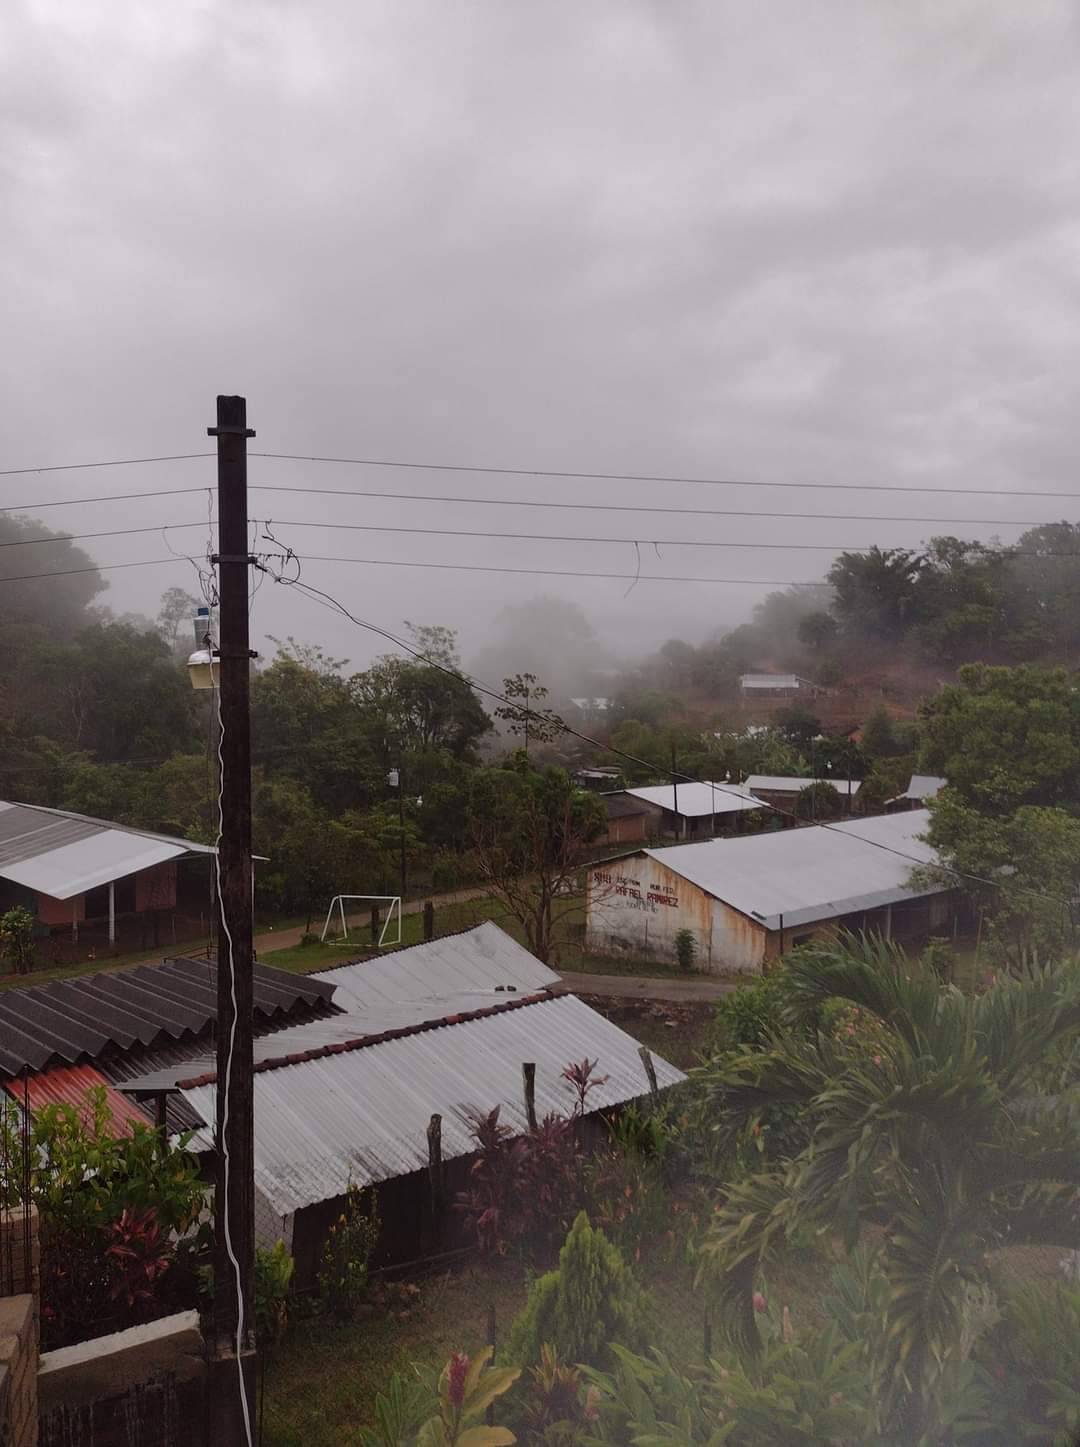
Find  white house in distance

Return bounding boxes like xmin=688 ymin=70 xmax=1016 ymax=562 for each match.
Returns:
xmin=744 ymin=775 xmax=861 ymax=811
xmin=599 ymin=781 xmax=763 ymax=843
xmin=585 ymin=810 xmax=959 ymax=974
xmin=738 ymin=672 xmax=820 ymax=699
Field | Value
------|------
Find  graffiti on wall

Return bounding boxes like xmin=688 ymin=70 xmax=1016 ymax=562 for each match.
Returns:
xmin=594 ymin=870 xmax=679 ymax=915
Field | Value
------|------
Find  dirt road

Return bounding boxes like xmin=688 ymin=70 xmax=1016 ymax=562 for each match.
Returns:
xmin=557 ymin=969 xmax=736 ymax=1002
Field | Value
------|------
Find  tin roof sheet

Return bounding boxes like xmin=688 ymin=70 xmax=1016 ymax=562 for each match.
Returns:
xmin=621 ymin=782 xmax=763 ymax=819
xmin=177 ymin=992 xmax=685 ymax=1215
xmin=628 ymin=809 xmax=944 ymax=931
xmin=310 ymin=921 xmax=560 ymax=1012
xmin=0 ymin=801 xmax=219 ymax=899
xmin=0 ymin=955 xmax=335 ymax=1077
xmin=745 ymin=775 xmax=861 ymax=798
xmin=903 ymin=775 xmax=947 ymax=801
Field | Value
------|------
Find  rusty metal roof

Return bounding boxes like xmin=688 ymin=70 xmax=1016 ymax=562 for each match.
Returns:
xmin=4 ymin=1064 xmax=154 ymax=1136
xmin=175 ymin=991 xmax=686 ymax=1216
xmin=0 ymin=955 xmax=335 ymax=1077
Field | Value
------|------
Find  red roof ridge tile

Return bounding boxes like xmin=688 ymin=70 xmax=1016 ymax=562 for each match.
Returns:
xmin=175 ymin=988 xmax=565 ymax=1090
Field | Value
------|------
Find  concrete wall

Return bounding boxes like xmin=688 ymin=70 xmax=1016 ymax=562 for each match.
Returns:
xmin=38 ymin=1311 xmax=207 ymax=1447
xmin=0 ymin=1296 xmax=37 ymax=1447
xmin=585 ymin=856 xmax=747 ymax=973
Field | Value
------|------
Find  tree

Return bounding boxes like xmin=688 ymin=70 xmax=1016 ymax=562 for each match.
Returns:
xmin=793 ymin=780 xmax=843 ymax=821
xmin=775 ymin=705 xmax=821 ymax=747
xmin=700 ymin=937 xmax=1080 ymax=1438
xmin=155 ymin=587 xmax=201 ymax=655
xmin=797 ymin=611 xmax=839 ymax=650
xmin=860 ymin=705 xmax=899 ymax=759
xmin=467 ymin=760 xmax=604 ymax=963
xmin=493 ymin=673 xmax=562 ymax=754
xmin=919 ymin=663 xmax=1080 ymax=816
xmin=507 ymin=1211 xmax=647 ymax=1368
xmin=827 ymin=547 xmax=924 ymax=639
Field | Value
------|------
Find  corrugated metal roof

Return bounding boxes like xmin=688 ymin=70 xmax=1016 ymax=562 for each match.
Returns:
xmin=904 ymin=775 xmax=946 ymax=801
xmin=0 ymin=801 xmax=219 ymax=899
xmin=621 ymin=782 xmax=763 ymax=819
xmin=176 ymin=993 xmax=685 ymax=1216
xmin=0 ymin=955 xmax=335 ymax=1077
xmin=745 ymin=775 xmax=861 ymax=798
xmin=739 ymin=673 xmax=802 ymax=688
xmin=628 ymin=809 xmax=944 ymax=931
xmin=5 ymin=1064 xmax=153 ymax=1136
xmin=310 ymin=922 xmax=560 ymax=1012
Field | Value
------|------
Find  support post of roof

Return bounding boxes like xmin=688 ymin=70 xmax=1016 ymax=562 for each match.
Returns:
xmin=71 ymin=898 xmax=78 ymax=945
xmin=522 ymin=1062 xmax=537 ymax=1129
xmin=107 ymin=880 xmax=116 ymax=948
xmin=885 ymin=904 xmax=892 ymax=941
xmin=208 ymin=392 xmax=257 ymax=1445
xmin=638 ymin=1046 xmax=659 ymax=1103
xmin=427 ymin=1113 xmax=443 ymax=1227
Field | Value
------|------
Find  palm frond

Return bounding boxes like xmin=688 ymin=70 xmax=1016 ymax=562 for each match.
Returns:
xmin=697 ymin=1168 xmax=797 ymax=1358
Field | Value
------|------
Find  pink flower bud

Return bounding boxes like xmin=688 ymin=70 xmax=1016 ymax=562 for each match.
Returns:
xmin=752 ymin=1291 xmax=766 ymax=1313
xmin=447 ymin=1352 xmax=469 ymax=1408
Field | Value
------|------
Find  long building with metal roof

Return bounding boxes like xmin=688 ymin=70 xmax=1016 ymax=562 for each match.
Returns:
xmin=585 ymin=809 xmax=958 ymax=972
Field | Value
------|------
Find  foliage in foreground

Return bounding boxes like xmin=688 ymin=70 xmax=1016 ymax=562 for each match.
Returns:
xmin=697 ymin=935 xmax=1080 ymax=1438
xmin=0 ymin=1087 xmax=206 ymax=1347
xmin=359 ymin=1347 xmax=519 ymax=1447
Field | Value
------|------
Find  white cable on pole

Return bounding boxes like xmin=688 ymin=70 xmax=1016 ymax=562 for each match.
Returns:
xmin=213 ymin=677 xmax=254 ymax=1447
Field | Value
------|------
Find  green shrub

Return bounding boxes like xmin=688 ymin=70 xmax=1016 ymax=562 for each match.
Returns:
xmin=255 ymin=1239 xmax=295 ymax=1346
xmin=972 ymin=1282 xmax=1080 ymax=1443
xmin=674 ymin=928 xmax=697 ymax=973
xmin=319 ymin=1183 xmax=380 ymax=1321
xmin=709 ymin=970 xmax=787 ymax=1052
xmin=0 ymin=905 xmax=35 ymax=974
xmin=507 ymin=1211 xmax=647 ymax=1369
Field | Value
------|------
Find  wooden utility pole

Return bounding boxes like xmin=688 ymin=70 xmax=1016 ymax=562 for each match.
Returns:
xmin=209 ymin=394 xmax=257 ymax=1445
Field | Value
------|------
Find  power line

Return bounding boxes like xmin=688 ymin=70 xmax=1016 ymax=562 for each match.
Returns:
xmin=287 ymin=553 xmax=828 ymax=587
xmin=0 ymin=556 xmax=195 ymax=584
xmin=0 ymin=521 xmax=205 ymax=550
xmin=252 ymin=450 xmax=1080 ymax=502
xmin=7 ymin=512 xmax=1080 ymax=561
xmin=0 ymin=453 xmax=214 ymax=478
xmin=0 ymin=487 xmax=210 ymax=514
xmin=2 ymin=441 xmax=1079 ymax=501
xmin=250 ymin=482 xmax=1059 ymax=529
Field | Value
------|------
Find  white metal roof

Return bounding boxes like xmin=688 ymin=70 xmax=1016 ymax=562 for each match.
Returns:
xmin=621 ymin=782 xmax=763 ymax=819
xmin=745 ymin=775 xmax=861 ymax=798
xmin=739 ymin=673 xmax=802 ymax=688
xmin=311 ymin=922 xmax=560 ymax=1010
xmin=628 ymin=809 xmax=943 ymax=931
xmin=178 ymin=993 xmax=685 ymax=1216
xmin=0 ymin=802 xmax=218 ymax=900
xmin=903 ymin=775 xmax=946 ymax=801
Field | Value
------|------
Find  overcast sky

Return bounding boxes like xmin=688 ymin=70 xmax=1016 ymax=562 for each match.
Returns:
xmin=3 ymin=0 xmax=1079 ymax=678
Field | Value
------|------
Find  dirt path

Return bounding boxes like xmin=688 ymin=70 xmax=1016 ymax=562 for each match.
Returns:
xmin=557 ymin=969 xmax=736 ymax=1002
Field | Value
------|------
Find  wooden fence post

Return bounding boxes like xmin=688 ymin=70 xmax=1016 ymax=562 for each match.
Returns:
xmin=486 ymin=1303 xmax=497 ymax=1425
xmin=638 ymin=1046 xmax=659 ymax=1103
xmin=427 ymin=1113 xmax=443 ymax=1226
xmin=423 ymin=901 xmax=435 ymax=941
xmin=522 ymin=1063 xmax=537 ymax=1130
xmin=370 ymin=904 xmax=381 ymax=946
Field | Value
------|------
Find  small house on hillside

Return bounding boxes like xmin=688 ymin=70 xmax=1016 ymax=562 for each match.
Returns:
xmin=117 ymin=923 xmax=685 ymax=1282
xmin=745 ymin=775 xmax=861 ymax=811
xmin=738 ymin=673 xmax=820 ymax=699
xmin=886 ymin=775 xmax=947 ymax=812
xmin=0 ymin=801 xmax=228 ymax=954
xmin=601 ymin=782 xmax=763 ymax=843
xmin=584 ymin=810 xmax=960 ymax=973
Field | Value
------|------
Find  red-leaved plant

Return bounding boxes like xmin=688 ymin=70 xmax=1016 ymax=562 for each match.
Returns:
xmin=106 ymin=1206 xmax=173 ymax=1313
xmin=561 ymin=1057 xmax=609 ymax=1116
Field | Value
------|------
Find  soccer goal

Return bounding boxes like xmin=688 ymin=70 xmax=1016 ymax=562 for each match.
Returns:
xmin=320 ymin=894 xmax=403 ymax=948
